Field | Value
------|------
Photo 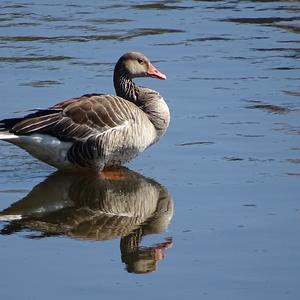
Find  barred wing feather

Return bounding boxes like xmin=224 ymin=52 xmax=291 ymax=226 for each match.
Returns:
xmin=5 ymin=95 xmax=137 ymax=143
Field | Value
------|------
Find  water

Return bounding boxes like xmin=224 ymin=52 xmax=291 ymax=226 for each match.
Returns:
xmin=0 ymin=0 xmax=299 ymax=299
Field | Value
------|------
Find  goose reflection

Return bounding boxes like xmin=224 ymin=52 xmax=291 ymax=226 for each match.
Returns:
xmin=0 ymin=167 xmax=173 ymax=274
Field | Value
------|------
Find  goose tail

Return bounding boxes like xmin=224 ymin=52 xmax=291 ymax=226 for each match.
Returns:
xmin=0 ymin=131 xmax=18 ymax=140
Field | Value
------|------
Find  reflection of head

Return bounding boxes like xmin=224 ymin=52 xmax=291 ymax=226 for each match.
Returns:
xmin=125 ymin=249 xmax=158 ymax=274
xmin=120 ymin=228 xmax=173 ymax=274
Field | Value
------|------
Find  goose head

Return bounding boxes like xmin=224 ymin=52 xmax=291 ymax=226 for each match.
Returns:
xmin=114 ymin=52 xmax=167 ymax=80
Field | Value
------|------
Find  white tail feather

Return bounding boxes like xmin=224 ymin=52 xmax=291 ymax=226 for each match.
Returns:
xmin=0 ymin=132 xmax=18 ymax=140
xmin=0 ymin=214 xmax=22 ymax=221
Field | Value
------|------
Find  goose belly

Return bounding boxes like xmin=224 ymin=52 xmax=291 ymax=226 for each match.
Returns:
xmin=102 ymin=121 xmax=157 ymax=167
xmin=104 ymin=146 xmax=142 ymax=167
xmin=12 ymin=134 xmax=73 ymax=169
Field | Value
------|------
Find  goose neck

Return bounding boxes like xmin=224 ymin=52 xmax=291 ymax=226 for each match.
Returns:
xmin=114 ymin=70 xmax=138 ymax=103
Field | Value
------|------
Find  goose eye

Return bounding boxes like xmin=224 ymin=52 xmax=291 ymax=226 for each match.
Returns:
xmin=137 ymin=59 xmax=144 ymax=65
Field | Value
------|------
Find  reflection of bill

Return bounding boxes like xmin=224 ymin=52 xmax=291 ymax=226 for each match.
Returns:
xmin=0 ymin=167 xmax=174 ymax=274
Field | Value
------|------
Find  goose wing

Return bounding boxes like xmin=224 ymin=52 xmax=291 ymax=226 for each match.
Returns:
xmin=3 ymin=94 xmax=138 ymax=141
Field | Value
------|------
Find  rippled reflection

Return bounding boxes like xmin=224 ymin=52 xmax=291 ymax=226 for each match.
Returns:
xmin=0 ymin=168 xmax=173 ymax=274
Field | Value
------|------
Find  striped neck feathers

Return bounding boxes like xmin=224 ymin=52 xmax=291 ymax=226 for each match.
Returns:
xmin=114 ymin=70 xmax=138 ymax=103
xmin=113 ymin=70 xmax=170 ymax=137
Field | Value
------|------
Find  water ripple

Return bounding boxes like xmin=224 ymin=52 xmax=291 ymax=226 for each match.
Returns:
xmin=131 ymin=3 xmax=191 ymax=10
xmin=0 ymin=55 xmax=73 ymax=62
xmin=244 ymin=100 xmax=294 ymax=114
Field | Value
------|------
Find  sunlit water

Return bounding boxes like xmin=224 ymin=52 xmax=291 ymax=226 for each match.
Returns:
xmin=0 ymin=1 xmax=299 ymax=299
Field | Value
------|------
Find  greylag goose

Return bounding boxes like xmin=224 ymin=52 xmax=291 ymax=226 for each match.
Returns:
xmin=0 ymin=52 xmax=170 ymax=172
